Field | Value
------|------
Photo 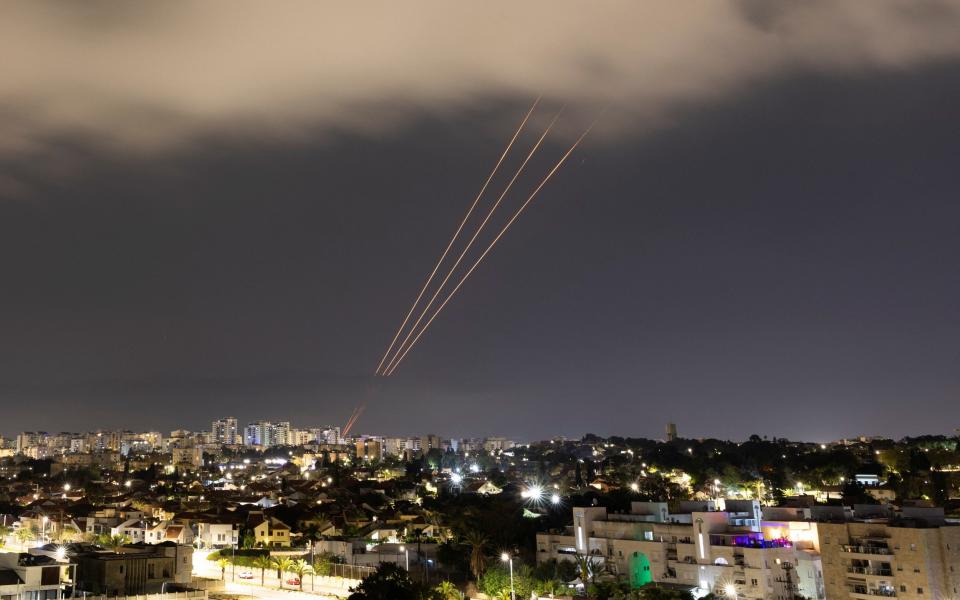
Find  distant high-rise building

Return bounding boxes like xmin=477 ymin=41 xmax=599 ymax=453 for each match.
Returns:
xmin=212 ymin=417 xmax=239 ymax=445
xmin=245 ymin=421 xmax=270 ymax=446
xmin=274 ymin=421 xmax=291 ymax=446
xmin=244 ymin=420 xmax=291 ymax=447
xmin=666 ymin=422 xmax=678 ymax=441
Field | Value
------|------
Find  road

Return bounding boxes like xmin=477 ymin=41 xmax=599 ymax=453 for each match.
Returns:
xmin=192 ymin=553 xmax=357 ymax=599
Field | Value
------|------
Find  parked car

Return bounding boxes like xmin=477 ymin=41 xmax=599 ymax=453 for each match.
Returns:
xmin=286 ymin=577 xmax=301 ymax=586
xmin=238 ymin=571 xmax=254 ymax=580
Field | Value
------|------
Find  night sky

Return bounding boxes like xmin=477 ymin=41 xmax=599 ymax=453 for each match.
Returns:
xmin=2 ymin=2 xmax=959 ymax=441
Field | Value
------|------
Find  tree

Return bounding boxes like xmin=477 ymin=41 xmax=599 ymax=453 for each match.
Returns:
xmin=347 ymin=563 xmax=421 ymax=600
xmin=99 ymin=533 xmax=131 ymax=553
xmin=241 ymin=531 xmax=256 ymax=549
xmin=313 ymin=555 xmax=333 ymax=576
xmin=253 ymin=555 xmax=273 ymax=586
xmin=216 ymin=557 xmax=230 ymax=581
xmin=272 ymin=556 xmax=294 ymax=589
xmin=15 ymin=527 xmax=35 ymax=546
xmin=434 ymin=580 xmax=460 ymax=600
xmin=574 ymin=553 xmax=604 ymax=584
xmin=463 ymin=530 xmax=488 ymax=580
xmin=289 ymin=559 xmax=313 ymax=591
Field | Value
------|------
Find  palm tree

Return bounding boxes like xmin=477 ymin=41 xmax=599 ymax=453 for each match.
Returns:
xmin=574 ymin=552 xmax=603 ymax=584
xmin=102 ymin=534 xmax=132 ymax=553
xmin=15 ymin=527 xmax=35 ymax=546
xmin=288 ymin=559 xmax=313 ymax=591
xmin=434 ymin=580 xmax=460 ymax=600
xmin=272 ymin=556 xmax=294 ymax=589
xmin=463 ymin=530 xmax=488 ymax=580
xmin=216 ymin=557 xmax=230 ymax=581
xmin=253 ymin=555 xmax=273 ymax=586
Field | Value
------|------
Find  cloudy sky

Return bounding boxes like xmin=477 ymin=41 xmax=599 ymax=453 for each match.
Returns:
xmin=2 ymin=1 xmax=959 ymax=440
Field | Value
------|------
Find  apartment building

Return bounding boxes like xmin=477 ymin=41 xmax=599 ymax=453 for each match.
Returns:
xmin=537 ymin=500 xmax=825 ymax=600
xmin=817 ymin=506 xmax=960 ymax=600
xmin=211 ymin=417 xmax=239 ymax=445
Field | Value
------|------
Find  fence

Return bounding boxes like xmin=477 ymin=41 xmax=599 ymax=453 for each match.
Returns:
xmin=322 ymin=563 xmax=376 ymax=580
xmin=78 ymin=591 xmax=207 ymax=600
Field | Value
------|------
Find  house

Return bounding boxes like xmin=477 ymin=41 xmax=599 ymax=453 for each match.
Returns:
xmin=73 ymin=543 xmax=192 ymax=595
xmin=195 ymin=519 xmax=239 ymax=549
xmin=145 ymin=522 xmax=193 ymax=546
xmin=247 ymin=512 xmax=291 ymax=548
xmin=0 ymin=553 xmax=69 ymax=600
xmin=112 ymin=518 xmax=150 ymax=543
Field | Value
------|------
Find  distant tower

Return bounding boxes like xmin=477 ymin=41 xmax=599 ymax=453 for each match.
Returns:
xmin=666 ymin=422 xmax=678 ymax=442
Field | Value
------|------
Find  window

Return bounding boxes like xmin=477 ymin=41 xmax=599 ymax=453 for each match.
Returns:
xmin=915 ymin=567 xmax=921 ymax=573
xmin=910 ymin=544 xmax=917 ymax=551
xmin=900 ymin=585 xmax=906 ymax=593
xmin=917 ymin=587 xmax=923 ymax=594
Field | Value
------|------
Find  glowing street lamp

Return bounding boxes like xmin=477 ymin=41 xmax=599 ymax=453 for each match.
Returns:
xmin=724 ymin=583 xmax=738 ymax=599
xmin=522 ymin=484 xmax=544 ymax=503
xmin=501 ymin=553 xmax=515 ymax=600
xmin=400 ymin=545 xmax=409 ymax=570
xmin=550 ymin=493 xmax=561 ymax=505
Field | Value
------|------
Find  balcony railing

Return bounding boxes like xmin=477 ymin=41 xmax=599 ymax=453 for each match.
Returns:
xmin=850 ymin=589 xmax=897 ymax=597
xmin=847 ymin=566 xmax=893 ymax=576
xmin=842 ymin=545 xmax=892 ymax=556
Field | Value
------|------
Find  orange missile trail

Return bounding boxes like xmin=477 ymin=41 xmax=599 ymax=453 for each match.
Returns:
xmin=380 ymin=108 xmax=564 ymax=376
xmin=384 ymin=121 xmax=597 ymax=376
xmin=342 ymin=403 xmax=365 ymax=437
xmin=374 ymin=97 xmax=542 ymax=375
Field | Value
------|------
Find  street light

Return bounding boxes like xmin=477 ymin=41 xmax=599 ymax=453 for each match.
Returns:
xmin=500 ymin=553 xmax=514 ymax=600
xmin=42 ymin=516 xmax=49 ymax=544
xmin=400 ymin=545 xmax=409 ymax=571
xmin=724 ymin=583 xmax=738 ymax=599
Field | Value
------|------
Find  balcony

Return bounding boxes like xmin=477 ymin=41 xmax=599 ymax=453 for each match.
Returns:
xmin=849 ymin=588 xmax=897 ymax=598
xmin=847 ymin=566 xmax=893 ymax=577
xmin=842 ymin=545 xmax=893 ymax=556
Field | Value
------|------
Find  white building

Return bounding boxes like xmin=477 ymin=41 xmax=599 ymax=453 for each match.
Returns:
xmin=537 ymin=500 xmax=825 ymax=600
xmin=212 ymin=417 xmax=239 ymax=445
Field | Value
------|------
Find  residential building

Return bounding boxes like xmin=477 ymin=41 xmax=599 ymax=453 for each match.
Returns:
xmin=195 ymin=521 xmax=239 ymax=550
xmin=537 ymin=500 xmax=825 ymax=600
xmin=0 ymin=553 xmax=69 ymax=600
xmin=817 ymin=506 xmax=960 ymax=600
xmin=211 ymin=417 xmax=239 ymax=446
xmin=247 ymin=512 xmax=291 ymax=548
xmin=73 ymin=544 xmax=193 ymax=595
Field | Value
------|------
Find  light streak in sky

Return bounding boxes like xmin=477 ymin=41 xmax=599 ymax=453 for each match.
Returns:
xmin=374 ymin=97 xmax=541 ymax=374
xmin=383 ymin=120 xmax=596 ymax=375
xmin=380 ymin=108 xmax=563 ymax=376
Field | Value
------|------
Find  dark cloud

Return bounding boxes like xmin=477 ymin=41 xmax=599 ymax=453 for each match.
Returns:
xmin=1 ymin=4 xmax=959 ymax=441
xmin=4 ymin=1 xmax=960 ymax=164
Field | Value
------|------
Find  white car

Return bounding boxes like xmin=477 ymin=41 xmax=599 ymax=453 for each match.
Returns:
xmin=238 ymin=571 xmax=255 ymax=580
